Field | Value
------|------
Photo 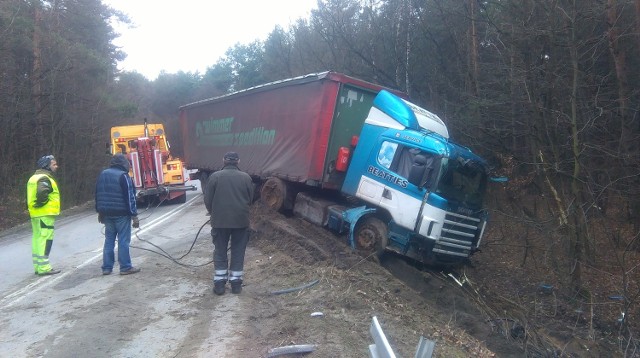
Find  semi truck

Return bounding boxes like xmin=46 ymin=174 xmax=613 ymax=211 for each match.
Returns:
xmin=108 ymin=120 xmax=196 ymax=205
xmin=179 ymin=72 xmax=490 ymax=266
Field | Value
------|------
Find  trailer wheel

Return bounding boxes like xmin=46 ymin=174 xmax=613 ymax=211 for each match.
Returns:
xmin=354 ymin=217 xmax=388 ymax=261
xmin=261 ymin=177 xmax=287 ymax=211
xmin=200 ymin=172 xmax=210 ymax=196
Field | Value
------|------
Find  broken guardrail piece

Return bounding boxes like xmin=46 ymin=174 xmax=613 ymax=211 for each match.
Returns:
xmin=369 ymin=316 xmax=396 ymax=358
xmin=369 ymin=316 xmax=436 ymax=358
xmin=267 ymin=344 xmax=317 ymax=357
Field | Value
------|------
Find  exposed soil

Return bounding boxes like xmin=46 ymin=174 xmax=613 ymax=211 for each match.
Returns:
xmin=238 ymin=199 xmax=637 ymax=357
xmin=235 ymin=203 xmax=502 ymax=357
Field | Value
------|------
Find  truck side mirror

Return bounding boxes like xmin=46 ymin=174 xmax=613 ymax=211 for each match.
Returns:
xmin=408 ymin=154 xmax=427 ymax=187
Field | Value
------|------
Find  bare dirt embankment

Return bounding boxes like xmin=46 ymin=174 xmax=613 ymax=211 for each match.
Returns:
xmin=237 ymin=201 xmax=634 ymax=357
xmin=231 ymin=203 xmax=520 ymax=357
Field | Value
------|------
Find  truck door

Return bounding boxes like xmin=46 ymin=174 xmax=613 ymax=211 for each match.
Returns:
xmin=363 ymin=140 xmax=433 ymax=231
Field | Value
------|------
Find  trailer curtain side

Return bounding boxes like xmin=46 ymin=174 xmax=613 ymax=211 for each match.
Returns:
xmin=179 ymin=72 xmax=402 ymax=188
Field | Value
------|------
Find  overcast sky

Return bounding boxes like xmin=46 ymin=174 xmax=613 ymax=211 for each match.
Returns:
xmin=103 ymin=0 xmax=317 ymax=80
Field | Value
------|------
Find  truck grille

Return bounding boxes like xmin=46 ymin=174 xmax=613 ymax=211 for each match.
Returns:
xmin=433 ymin=211 xmax=481 ymax=258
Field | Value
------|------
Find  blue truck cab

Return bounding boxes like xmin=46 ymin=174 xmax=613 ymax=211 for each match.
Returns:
xmin=336 ymin=90 xmax=489 ymax=266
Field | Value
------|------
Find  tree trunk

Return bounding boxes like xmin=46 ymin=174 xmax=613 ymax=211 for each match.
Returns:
xmin=606 ymin=0 xmax=629 ymax=119
xmin=636 ymin=0 xmax=640 ymax=54
xmin=32 ymin=1 xmax=45 ymax=155
xmin=469 ymin=0 xmax=479 ymax=97
xmin=394 ymin=0 xmax=404 ymax=88
xmin=404 ymin=0 xmax=410 ymax=95
xmin=569 ymin=0 xmax=585 ymax=290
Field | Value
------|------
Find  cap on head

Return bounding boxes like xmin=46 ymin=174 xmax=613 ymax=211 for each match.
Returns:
xmin=37 ymin=155 xmax=55 ymax=170
xmin=223 ymin=151 xmax=239 ymax=163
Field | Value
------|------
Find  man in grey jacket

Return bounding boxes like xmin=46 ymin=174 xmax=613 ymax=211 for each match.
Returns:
xmin=204 ymin=152 xmax=254 ymax=295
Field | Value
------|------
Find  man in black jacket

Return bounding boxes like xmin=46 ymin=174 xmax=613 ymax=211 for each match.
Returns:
xmin=204 ymin=152 xmax=254 ymax=295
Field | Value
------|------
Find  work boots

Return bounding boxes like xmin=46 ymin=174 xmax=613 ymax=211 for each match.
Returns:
xmin=213 ymin=280 xmax=226 ymax=295
xmin=230 ymin=280 xmax=242 ymax=294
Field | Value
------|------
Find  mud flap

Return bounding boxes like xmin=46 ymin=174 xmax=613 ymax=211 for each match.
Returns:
xmin=343 ymin=206 xmax=377 ymax=249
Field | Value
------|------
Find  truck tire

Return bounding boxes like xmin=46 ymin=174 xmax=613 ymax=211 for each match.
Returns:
xmin=261 ymin=177 xmax=287 ymax=211
xmin=200 ymin=172 xmax=210 ymax=196
xmin=354 ymin=217 xmax=388 ymax=261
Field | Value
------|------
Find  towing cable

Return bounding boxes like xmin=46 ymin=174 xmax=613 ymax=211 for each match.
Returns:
xmin=131 ymin=219 xmax=213 ymax=268
xmin=99 ymin=194 xmax=215 ymax=268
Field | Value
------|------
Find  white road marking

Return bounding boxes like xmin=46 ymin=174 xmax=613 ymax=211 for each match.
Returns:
xmin=0 ymin=194 xmax=202 ymax=309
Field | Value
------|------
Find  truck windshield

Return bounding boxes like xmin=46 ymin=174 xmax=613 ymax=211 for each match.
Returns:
xmin=435 ymin=157 xmax=486 ymax=209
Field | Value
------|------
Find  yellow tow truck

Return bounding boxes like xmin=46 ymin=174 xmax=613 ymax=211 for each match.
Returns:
xmin=108 ymin=120 xmax=195 ymax=204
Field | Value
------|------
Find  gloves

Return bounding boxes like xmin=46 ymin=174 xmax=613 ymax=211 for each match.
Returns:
xmin=132 ymin=216 xmax=140 ymax=229
xmin=98 ymin=213 xmax=104 ymax=224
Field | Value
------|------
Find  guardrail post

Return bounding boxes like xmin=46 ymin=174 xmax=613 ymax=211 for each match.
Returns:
xmin=414 ymin=336 xmax=436 ymax=358
xmin=368 ymin=316 xmax=436 ymax=358
xmin=369 ymin=316 xmax=396 ymax=358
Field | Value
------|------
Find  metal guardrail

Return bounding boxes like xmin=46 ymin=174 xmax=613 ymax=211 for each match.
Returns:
xmin=368 ymin=316 xmax=436 ymax=358
xmin=369 ymin=316 xmax=396 ymax=358
xmin=414 ymin=336 xmax=436 ymax=358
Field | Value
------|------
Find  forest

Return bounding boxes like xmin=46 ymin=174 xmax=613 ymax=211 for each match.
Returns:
xmin=0 ymin=0 xmax=638 ymax=355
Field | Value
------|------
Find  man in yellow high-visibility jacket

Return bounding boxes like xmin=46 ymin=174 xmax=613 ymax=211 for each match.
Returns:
xmin=27 ymin=155 xmax=62 ymax=276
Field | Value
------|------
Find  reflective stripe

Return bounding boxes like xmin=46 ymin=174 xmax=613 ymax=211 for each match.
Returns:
xmin=214 ymin=269 xmax=228 ymax=282
xmin=32 ymin=254 xmax=50 ymax=264
xmin=229 ymin=271 xmax=243 ymax=281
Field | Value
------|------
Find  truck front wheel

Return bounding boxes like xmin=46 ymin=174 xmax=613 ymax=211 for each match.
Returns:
xmin=261 ymin=177 xmax=287 ymax=211
xmin=354 ymin=217 xmax=388 ymax=261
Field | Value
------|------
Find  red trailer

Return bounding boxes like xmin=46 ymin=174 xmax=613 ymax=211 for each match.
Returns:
xmin=179 ymin=71 xmax=403 ymax=208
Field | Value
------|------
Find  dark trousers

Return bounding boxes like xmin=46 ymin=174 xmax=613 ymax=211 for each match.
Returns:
xmin=212 ymin=227 xmax=249 ymax=282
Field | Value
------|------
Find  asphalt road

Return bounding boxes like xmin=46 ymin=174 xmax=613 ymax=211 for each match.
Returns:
xmin=0 ymin=187 xmax=203 ymax=302
xmin=0 ymin=184 xmax=243 ymax=357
